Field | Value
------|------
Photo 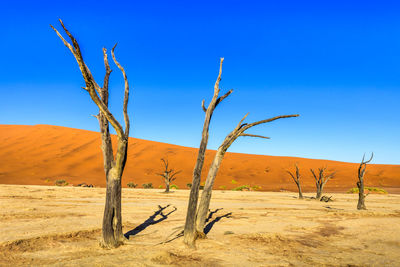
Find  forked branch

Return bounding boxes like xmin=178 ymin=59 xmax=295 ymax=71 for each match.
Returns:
xmin=50 ymin=19 xmax=127 ymax=139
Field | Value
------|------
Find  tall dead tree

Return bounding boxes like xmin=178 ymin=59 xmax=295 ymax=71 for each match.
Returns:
xmin=286 ymin=164 xmax=303 ymax=199
xmin=183 ymin=58 xmax=233 ymax=247
xmin=157 ymin=158 xmax=181 ymax=193
xmin=51 ymin=20 xmax=130 ymax=248
xmin=195 ymin=113 xmax=299 ymax=237
xmin=310 ymin=167 xmax=335 ymax=200
xmin=357 ymin=153 xmax=373 ymax=210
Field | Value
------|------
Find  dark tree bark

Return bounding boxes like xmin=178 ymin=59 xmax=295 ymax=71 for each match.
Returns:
xmin=357 ymin=153 xmax=373 ymax=210
xmin=287 ymin=164 xmax=303 ymax=199
xmin=51 ymin=20 xmax=131 ymax=248
xmin=157 ymin=158 xmax=181 ymax=193
xmin=195 ymin=113 xmax=299 ymax=236
xmin=183 ymin=58 xmax=233 ymax=247
xmin=310 ymin=168 xmax=335 ymax=200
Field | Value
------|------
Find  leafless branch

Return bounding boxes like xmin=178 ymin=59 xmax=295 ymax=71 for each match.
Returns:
xmin=111 ymin=43 xmax=130 ymax=138
xmin=215 ymin=89 xmax=233 ymax=107
xmin=239 ymin=133 xmax=270 ymax=139
xmin=51 ymin=20 xmax=125 ymax=138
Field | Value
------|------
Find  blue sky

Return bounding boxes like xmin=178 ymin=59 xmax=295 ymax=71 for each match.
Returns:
xmin=1 ymin=0 xmax=399 ymax=164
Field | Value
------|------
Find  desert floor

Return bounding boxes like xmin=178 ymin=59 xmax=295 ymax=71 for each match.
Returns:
xmin=1 ymin=185 xmax=400 ymax=266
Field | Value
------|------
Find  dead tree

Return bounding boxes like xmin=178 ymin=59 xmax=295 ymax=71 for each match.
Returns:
xmin=157 ymin=158 xmax=181 ymax=193
xmin=51 ymin=20 xmax=130 ymax=248
xmin=310 ymin=168 xmax=335 ymax=200
xmin=357 ymin=153 xmax=373 ymax=210
xmin=183 ymin=58 xmax=233 ymax=247
xmin=195 ymin=113 xmax=299 ymax=237
xmin=286 ymin=164 xmax=303 ymax=199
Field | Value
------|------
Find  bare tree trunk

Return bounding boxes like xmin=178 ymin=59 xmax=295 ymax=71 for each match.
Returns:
xmin=51 ymin=20 xmax=131 ymax=248
xmin=287 ymin=164 xmax=303 ymax=199
xmin=357 ymin=180 xmax=366 ymax=210
xmin=195 ymin=113 xmax=299 ymax=236
xmin=102 ymin=172 xmax=123 ymax=247
xmin=165 ymin=181 xmax=170 ymax=193
xmin=195 ymin=148 xmax=225 ymax=237
xmin=357 ymin=153 xmax=373 ymax=210
xmin=297 ymin=183 xmax=303 ymax=199
xmin=316 ymin=186 xmax=322 ymax=200
xmin=184 ymin=58 xmax=232 ymax=247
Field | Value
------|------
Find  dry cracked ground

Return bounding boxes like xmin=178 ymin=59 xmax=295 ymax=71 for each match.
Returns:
xmin=1 ymin=185 xmax=400 ymax=266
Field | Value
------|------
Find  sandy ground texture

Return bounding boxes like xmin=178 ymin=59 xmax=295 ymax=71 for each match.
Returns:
xmin=0 ymin=185 xmax=400 ymax=266
xmin=0 ymin=125 xmax=399 ymax=193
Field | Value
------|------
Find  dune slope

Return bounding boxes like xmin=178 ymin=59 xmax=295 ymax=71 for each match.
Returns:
xmin=0 ymin=125 xmax=399 ymax=192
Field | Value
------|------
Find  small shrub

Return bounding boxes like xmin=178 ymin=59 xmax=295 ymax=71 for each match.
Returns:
xmin=159 ymin=185 xmax=163 ymax=189
xmin=347 ymin=187 xmax=387 ymax=194
xmin=170 ymin=184 xmax=179 ymax=189
xmin=231 ymin=179 xmax=238 ymax=184
xmin=143 ymin=183 xmax=153 ymax=189
xmin=251 ymin=185 xmax=262 ymax=191
xmin=127 ymin=182 xmax=138 ymax=188
xmin=44 ymin=178 xmax=51 ymax=183
xmin=55 ymin=179 xmax=68 ymax=186
xmin=186 ymin=183 xmax=192 ymax=189
xmin=347 ymin=188 xmax=358 ymax=193
xmin=219 ymin=185 xmax=227 ymax=190
xmin=232 ymin=185 xmax=250 ymax=191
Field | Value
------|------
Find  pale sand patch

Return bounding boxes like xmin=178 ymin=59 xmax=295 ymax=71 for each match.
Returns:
xmin=0 ymin=184 xmax=399 ymax=266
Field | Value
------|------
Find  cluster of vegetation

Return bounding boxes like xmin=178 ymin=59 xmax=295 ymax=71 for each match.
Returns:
xmin=142 ymin=183 xmax=153 ymax=189
xmin=232 ymin=185 xmax=250 ymax=191
xmin=127 ymin=182 xmax=138 ymax=188
xmin=347 ymin=187 xmax=387 ymax=194
xmin=230 ymin=185 xmax=262 ymax=191
xmin=55 ymin=179 xmax=68 ymax=186
xmin=251 ymin=185 xmax=262 ymax=191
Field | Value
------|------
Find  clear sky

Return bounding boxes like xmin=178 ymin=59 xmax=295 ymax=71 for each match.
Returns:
xmin=1 ymin=0 xmax=399 ymax=164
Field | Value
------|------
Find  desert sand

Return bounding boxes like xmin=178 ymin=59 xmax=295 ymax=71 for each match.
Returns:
xmin=0 ymin=124 xmax=399 ymax=193
xmin=0 ymin=185 xmax=399 ymax=266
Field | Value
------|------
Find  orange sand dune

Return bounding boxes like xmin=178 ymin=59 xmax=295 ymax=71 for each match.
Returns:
xmin=0 ymin=125 xmax=399 ymax=193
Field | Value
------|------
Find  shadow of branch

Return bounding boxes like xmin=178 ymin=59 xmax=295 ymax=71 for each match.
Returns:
xmin=204 ymin=211 xmax=233 ymax=235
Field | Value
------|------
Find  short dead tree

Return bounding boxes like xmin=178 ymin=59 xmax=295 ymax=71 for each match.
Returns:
xmin=286 ymin=164 xmax=303 ymax=199
xmin=51 ymin=20 xmax=131 ymax=248
xmin=310 ymin=168 xmax=335 ymax=200
xmin=357 ymin=153 xmax=373 ymax=210
xmin=157 ymin=158 xmax=181 ymax=193
xmin=195 ymin=113 xmax=299 ymax=237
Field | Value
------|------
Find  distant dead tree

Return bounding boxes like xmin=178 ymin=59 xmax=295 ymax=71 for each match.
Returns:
xmin=357 ymin=153 xmax=373 ymax=210
xmin=183 ymin=58 xmax=233 ymax=247
xmin=157 ymin=158 xmax=181 ymax=193
xmin=51 ymin=20 xmax=130 ymax=248
xmin=310 ymin=167 xmax=335 ymax=200
xmin=195 ymin=113 xmax=299 ymax=237
xmin=286 ymin=164 xmax=303 ymax=199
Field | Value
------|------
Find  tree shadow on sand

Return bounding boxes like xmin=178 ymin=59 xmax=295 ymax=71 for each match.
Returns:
xmin=160 ymin=208 xmax=233 ymax=244
xmin=124 ymin=204 xmax=177 ymax=239
xmin=203 ymin=208 xmax=233 ymax=235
